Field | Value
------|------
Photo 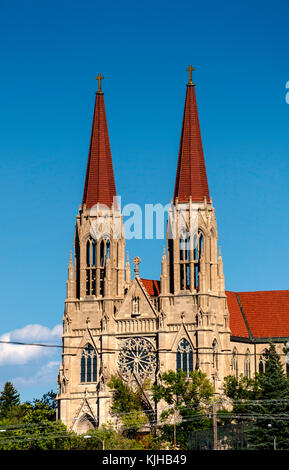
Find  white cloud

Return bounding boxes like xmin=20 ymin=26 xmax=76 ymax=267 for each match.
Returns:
xmin=10 ymin=324 xmax=62 ymax=342
xmin=0 ymin=324 xmax=62 ymax=365
xmin=12 ymin=361 xmax=61 ymax=387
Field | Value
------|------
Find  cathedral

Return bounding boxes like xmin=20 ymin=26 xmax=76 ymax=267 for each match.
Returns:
xmin=56 ymin=69 xmax=289 ymax=433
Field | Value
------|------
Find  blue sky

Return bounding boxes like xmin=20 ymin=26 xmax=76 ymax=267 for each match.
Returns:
xmin=0 ymin=0 xmax=288 ymax=402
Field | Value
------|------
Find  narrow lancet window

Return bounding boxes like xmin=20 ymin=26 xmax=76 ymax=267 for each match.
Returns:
xmin=132 ymin=296 xmax=140 ymax=315
xmin=244 ymin=350 xmax=251 ymax=378
xmin=232 ymin=348 xmax=238 ymax=379
xmin=259 ymin=357 xmax=264 ymax=373
xmin=176 ymin=339 xmax=193 ymax=376
xmin=193 ymin=231 xmax=204 ymax=290
xmin=86 ymin=238 xmax=97 ymax=295
xmin=80 ymin=344 xmax=97 ymax=383
xmin=179 ymin=236 xmax=190 ymax=291
xmin=212 ymin=339 xmax=218 ymax=370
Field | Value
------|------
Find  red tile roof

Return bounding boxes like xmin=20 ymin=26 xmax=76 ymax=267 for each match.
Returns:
xmin=174 ymin=84 xmax=210 ymax=203
xmin=82 ymin=91 xmax=116 ymax=209
xmin=237 ymin=290 xmax=289 ymax=338
xmin=142 ymin=283 xmax=289 ymax=339
xmin=226 ymin=291 xmax=249 ymax=338
xmin=140 ymin=279 xmax=160 ymax=297
xmin=227 ymin=290 xmax=289 ymax=339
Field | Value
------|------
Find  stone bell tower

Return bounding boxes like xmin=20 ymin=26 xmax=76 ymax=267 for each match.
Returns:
xmin=76 ymin=73 xmax=125 ymax=301
xmin=159 ymin=67 xmax=231 ymax=390
xmin=57 ymin=75 xmax=127 ymax=431
xmin=57 ymin=69 xmax=233 ymax=432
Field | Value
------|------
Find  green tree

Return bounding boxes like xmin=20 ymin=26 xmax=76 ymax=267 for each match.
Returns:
xmin=223 ymin=374 xmax=259 ymax=401
xmin=223 ymin=344 xmax=289 ymax=450
xmin=107 ymin=376 xmax=149 ymax=436
xmin=1 ymin=397 xmax=70 ymax=450
xmin=221 ymin=373 xmax=260 ymax=426
xmin=0 ymin=391 xmax=69 ymax=450
xmin=33 ymin=390 xmax=56 ymax=411
xmin=152 ymin=369 xmax=214 ymax=449
xmin=0 ymin=384 xmax=147 ymax=450
xmin=21 ymin=400 xmax=56 ymax=424
xmin=0 ymin=382 xmax=20 ymax=419
xmin=77 ymin=424 xmax=146 ymax=450
xmin=246 ymin=344 xmax=289 ymax=450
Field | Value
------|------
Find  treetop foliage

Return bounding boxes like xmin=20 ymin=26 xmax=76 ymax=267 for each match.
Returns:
xmin=2 ymin=345 xmax=289 ymax=450
xmin=0 ymin=382 xmax=20 ymax=419
xmin=223 ymin=343 xmax=289 ymax=450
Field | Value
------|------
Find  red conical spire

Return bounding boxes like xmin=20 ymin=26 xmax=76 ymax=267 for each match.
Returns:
xmin=174 ymin=68 xmax=210 ymax=203
xmin=82 ymin=77 xmax=116 ymax=209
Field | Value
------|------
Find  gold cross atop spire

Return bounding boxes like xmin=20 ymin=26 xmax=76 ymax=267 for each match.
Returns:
xmin=96 ymin=73 xmax=104 ymax=94
xmin=186 ymin=65 xmax=195 ymax=86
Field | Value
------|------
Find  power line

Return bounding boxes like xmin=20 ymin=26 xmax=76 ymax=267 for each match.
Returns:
xmin=0 ymin=340 xmax=62 ymax=349
xmin=3 ymin=411 xmax=289 ymax=443
xmin=0 ymin=422 xmax=61 ymax=432
xmin=4 ymin=398 xmax=289 ymax=434
xmin=1 ymin=340 xmax=288 ymax=357
xmin=0 ymin=433 xmax=73 ymax=445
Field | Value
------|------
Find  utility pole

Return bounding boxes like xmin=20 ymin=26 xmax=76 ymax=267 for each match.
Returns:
xmin=173 ymin=407 xmax=177 ymax=449
xmin=212 ymin=402 xmax=218 ymax=450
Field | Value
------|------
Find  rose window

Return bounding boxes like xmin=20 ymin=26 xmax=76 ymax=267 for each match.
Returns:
xmin=117 ymin=337 xmax=157 ymax=382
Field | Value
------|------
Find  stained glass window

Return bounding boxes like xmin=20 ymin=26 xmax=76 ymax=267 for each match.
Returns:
xmin=81 ymin=344 xmax=97 ymax=383
xmin=177 ymin=339 xmax=193 ymax=376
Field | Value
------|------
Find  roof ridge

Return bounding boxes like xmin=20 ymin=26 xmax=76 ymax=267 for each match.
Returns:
xmin=235 ymin=293 xmax=254 ymax=341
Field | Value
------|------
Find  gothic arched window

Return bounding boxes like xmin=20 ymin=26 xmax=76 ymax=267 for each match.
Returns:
xmin=244 ymin=350 xmax=251 ymax=379
xmin=232 ymin=348 xmax=238 ymax=379
xmin=258 ymin=357 xmax=264 ymax=373
xmin=86 ymin=238 xmax=96 ymax=295
xmin=258 ymin=350 xmax=266 ymax=374
xmin=81 ymin=344 xmax=97 ymax=383
xmin=100 ymin=238 xmax=111 ymax=296
xmin=179 ymin=236 xmax=190 ymax=290
xmin=85 ymin=238 xmax=111 ymax=297
xmin=176 ymin=339 xmax=193 ymax=376
xmin=132 ymin=296 xmax=140 ymax=316
xmin=193 ymin=231 xmax=204 ymax=290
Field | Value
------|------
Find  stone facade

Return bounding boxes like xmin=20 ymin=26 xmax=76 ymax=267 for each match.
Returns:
xmin=56 ymin=77 xmax=289 ymax=433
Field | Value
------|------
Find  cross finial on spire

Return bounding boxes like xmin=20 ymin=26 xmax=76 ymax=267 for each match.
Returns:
xmin=95 ymin=73 xmax=104 ymax=94
xmin=186 ymin=65 xmax=195 ymax=86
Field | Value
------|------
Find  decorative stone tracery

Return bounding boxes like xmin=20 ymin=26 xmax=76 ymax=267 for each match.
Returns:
xmin=117 ymin=337 xmax=157 ymax=382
